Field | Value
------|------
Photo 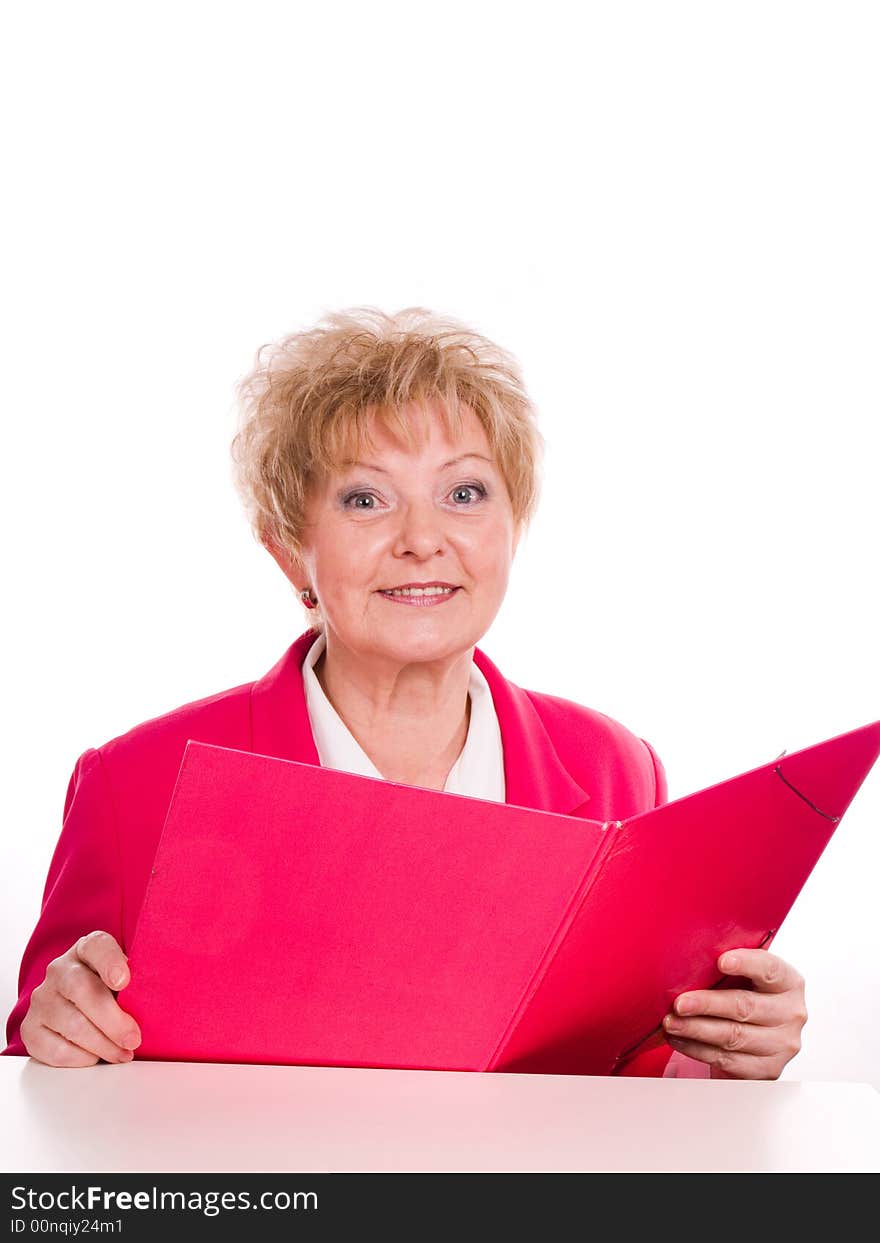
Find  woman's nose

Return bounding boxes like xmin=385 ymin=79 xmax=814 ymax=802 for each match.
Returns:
xmin=391 ymin=500 xmax=449 ymax=559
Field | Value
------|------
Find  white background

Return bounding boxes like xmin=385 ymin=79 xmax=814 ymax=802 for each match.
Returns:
xmin=2 ymin=3 xmax=877 ymax=1086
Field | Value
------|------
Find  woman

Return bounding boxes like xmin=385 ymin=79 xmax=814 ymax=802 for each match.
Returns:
xmin=3 ymin=307 xmax=807 ymax=1078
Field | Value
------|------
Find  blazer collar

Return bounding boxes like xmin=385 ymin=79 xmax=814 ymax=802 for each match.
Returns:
xmin=250 ymin=629 xmax=590 ymax=817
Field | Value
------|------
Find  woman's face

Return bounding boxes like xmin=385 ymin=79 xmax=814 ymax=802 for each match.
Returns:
xmin=279 ymin=401 xmax=521 ymax=667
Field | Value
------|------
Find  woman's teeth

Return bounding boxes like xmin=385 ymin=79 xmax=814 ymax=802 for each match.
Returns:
xmin=382 ymin=586 xmax=455 ymax=597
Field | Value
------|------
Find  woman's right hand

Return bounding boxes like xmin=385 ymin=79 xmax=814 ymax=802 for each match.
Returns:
xmin=19 ymin=931 xmax=142 ymax=1067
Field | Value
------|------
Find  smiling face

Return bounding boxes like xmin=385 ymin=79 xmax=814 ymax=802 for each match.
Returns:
xmin=271 ymin=400 xmax=521 ymax=668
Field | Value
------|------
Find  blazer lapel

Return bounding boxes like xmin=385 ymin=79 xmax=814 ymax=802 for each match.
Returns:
xmin=250 ymin=629 xmax=322 ymax=765
xmin=249 ymin=629 xmax=591 ymax=818
xmin=472 ymin=646 xmax=592 ymax=818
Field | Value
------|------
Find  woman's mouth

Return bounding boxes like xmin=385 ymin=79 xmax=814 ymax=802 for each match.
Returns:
xmin=377 ymin=586 xmax=461 ymax=607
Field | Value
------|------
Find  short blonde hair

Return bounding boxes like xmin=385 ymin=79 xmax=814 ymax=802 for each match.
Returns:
xmin=231 ymin=306 xmax=544 ymax=606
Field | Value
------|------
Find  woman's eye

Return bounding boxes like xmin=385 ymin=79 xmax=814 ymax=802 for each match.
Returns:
xmin=345 ymin=492 xmax=378 ymax=509
xmin=450 ymin=484 xmax=486 ymax=505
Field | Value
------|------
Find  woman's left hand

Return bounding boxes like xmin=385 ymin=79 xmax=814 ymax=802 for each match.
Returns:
xmin=662 ymin=948 xmax=807 ymax=1079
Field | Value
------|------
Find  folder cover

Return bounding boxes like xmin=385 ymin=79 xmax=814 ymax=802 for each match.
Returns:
xmin=120 ymin=719 xmax=880 ymax=1075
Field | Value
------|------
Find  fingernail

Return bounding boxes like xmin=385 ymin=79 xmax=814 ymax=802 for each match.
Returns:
xmin=721 ymin=954 xmax=739 ymax=972
xmin=664 ymin=1017 xmax=683 ymax=1033
xmin=110 ymin=969 xmax=126 ymax=989
xmin=117 ymin=1049 xmax=134 ymax=1062
xmin=676 ymin=997 xmax=696 ymax=1015
xmin=122 ymin=1030 xmax=141 ymax=1049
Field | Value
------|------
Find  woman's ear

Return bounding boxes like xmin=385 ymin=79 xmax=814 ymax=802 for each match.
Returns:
xmin=261 ymin=534 xmax=307 ymax=593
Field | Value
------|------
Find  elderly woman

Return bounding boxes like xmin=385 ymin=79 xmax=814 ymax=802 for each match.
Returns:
xmin=3 ymin=307 xmax=807 ymax=1078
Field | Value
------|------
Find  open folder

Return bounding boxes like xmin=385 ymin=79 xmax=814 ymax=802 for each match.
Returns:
xmin=120 ymin=719 xmax=880 ymax=1076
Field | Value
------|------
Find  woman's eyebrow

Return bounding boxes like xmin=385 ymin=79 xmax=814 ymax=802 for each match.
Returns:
xmin=340 ymin=453 xmax=494 ymax=473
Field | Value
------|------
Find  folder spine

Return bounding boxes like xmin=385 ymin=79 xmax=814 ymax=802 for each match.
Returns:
xmin=484 ymin=822 xmax=622 ymax=1072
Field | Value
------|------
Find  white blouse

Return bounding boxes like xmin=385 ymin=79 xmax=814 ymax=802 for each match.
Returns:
xmin=301 ymin=629 xmax=506 ymax=803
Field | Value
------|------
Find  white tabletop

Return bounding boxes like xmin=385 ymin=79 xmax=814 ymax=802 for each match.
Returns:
xmin=2 ymin=1056 xmax=877 ymax=1173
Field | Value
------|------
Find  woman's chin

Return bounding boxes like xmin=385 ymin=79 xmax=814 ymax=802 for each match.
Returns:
xmin=368 ymin=621 xmax=478 ymax=665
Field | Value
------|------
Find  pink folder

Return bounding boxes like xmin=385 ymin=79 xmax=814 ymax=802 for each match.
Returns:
xmin=119 ymin=719 xmax=880 ymax=1075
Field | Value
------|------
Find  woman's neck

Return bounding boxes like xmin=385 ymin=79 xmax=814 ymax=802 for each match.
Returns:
xmin=313 ymin=639 xmax=473 ymax=789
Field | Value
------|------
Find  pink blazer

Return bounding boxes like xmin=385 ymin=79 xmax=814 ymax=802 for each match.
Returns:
xmin=2 ymin=627 xmax=673 ymax=1074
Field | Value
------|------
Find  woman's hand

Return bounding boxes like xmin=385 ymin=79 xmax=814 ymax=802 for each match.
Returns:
xmin=662 ymin=948 xmax=807 ymax=1080
xmin=19 ymin=931 xmax=142 ymax=1067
